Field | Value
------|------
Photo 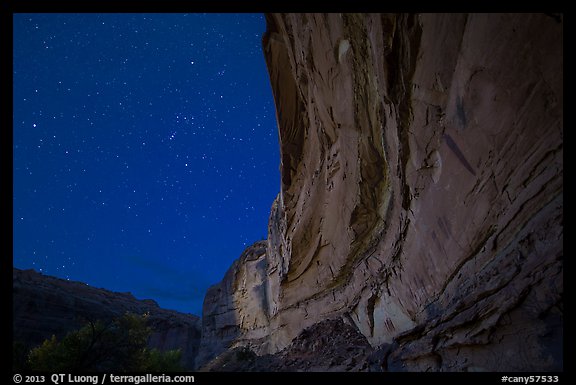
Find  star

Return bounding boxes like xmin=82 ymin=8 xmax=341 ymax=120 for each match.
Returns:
xmin=13 ymin=13 xmax=279 ymax=316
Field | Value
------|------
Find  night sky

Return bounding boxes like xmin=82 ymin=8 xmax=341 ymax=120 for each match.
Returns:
xmin=13 ymin=13 xmax=280 ymax=315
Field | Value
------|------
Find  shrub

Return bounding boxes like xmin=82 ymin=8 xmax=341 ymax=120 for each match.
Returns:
xmin=27 ymin=313 xmax=182 ymax=372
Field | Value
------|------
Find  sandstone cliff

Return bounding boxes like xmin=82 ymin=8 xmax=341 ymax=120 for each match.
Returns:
xmin=198 ymin=13 xmax=563 ymax=372
xmin=13 ymin=268 xmax=201 ymax=369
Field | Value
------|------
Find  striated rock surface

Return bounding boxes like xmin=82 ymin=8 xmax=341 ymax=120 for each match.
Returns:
xmin=198 ymin=13 xmax=563 ymax=371
xmin=13 ymin=268 xmax=201 ymax=369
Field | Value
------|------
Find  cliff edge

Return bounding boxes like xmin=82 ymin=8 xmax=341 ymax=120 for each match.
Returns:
xmin=198 ymin=13 xmax=563 ymax=371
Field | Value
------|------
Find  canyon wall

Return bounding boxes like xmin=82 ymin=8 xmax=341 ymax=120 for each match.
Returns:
xmin=13 ymin=268 xmax=202 ymax=369
xmin=198 ymin=13 xmax=563 ymax=371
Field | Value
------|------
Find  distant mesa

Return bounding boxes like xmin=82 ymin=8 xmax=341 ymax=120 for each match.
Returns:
xmin=13 ymin=268 xmax=201 ymax=370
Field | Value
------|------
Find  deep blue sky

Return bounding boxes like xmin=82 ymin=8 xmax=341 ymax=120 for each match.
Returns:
xmin=13 ymin=13 xmax=279 ymax=315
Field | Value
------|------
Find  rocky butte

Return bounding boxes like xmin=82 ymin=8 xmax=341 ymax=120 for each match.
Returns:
xmin=196 ymin=13 xmax=563 ymax=371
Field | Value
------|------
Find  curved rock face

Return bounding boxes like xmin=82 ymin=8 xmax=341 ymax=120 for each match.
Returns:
xmin=13 ymin=268 xmax=201 ymax=369
xmin=199 ymin=13 xmax=563 ymax=371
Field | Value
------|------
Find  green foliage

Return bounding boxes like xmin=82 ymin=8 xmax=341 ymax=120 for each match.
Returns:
xmin=27 ymin=313 xmax=183 ymax=372
xmin=140 ymin=348 xmax=183 ymax=371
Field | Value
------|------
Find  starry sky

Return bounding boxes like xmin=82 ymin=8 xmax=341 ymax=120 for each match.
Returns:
xmin=13 ymin=13 xmax=280 ymax=315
